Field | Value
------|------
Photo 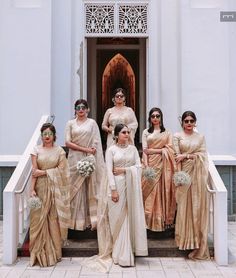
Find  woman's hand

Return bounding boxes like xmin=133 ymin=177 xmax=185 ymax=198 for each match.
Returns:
xmin=86 ymin=147 xmax=96 ymax=155
xmin=113 ymin=167 xmax=125 ymax=175
xmin=111 ymin=190 xmax=119 ymax=203
xmin=143 ymin=148 xmax=162 ymax=155
xmin=107 ymin=126 xmax=113 ymax=134
xmin=30 ymin=190 xmax=37 ymax=197
xmin=175 ymin=154 xmax=187 ymax=164
xmin=32 ymin=168 xmax=46 ymax=178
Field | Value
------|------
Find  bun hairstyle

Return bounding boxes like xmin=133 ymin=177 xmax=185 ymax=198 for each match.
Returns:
xmin=147 ymin=107 xmax=165 ymax=133
xmin=113 ymin=123 xmax=128 ymax=142
xmin=181 ymin=111 xmax=197 ymax=127
xmin=40 ymin=123 xmax=57 ymax=141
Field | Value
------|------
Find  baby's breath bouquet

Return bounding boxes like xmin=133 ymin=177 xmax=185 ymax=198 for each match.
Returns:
xmin=28 ymin=196 xmax=42 ymax=209
xmin=142 ymin=167 xmax=157 ymax=180
xmin=77 ymin=155 xmax=96 ymax=177
xmin=173 ymin=171 xmax=191 ymax=186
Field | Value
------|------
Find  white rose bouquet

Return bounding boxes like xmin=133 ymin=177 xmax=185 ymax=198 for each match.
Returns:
xmin=28 ymin=196 xmax=42 ymax=209
xmin=142 ymin=167 xmax=157 ymax=180
xmin=173 ymin=171 xmax=191 ymax=186
xmin=77 ymin=155 xmax=96 ymax=177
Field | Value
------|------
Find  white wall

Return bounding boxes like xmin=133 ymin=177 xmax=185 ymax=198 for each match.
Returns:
xmin=0 ymin=0 xmax=52 ymax=155
xmin=179 ymin=0 xmax=234 ymax=154
xmin=51 ymin=0 xmax=73 ymax=146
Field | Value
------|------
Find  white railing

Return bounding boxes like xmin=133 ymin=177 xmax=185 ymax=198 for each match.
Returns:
xmin=3 ymin=115 xmax=50 ymax=264
xmin=208 ymin=155 xmax=228 ymax=266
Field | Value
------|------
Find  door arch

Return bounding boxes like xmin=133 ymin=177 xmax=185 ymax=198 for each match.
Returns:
xmin=102 ymin=53 xmax=136 ymax=110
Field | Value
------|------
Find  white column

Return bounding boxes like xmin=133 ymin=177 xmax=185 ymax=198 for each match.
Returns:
xmin=147 ymin=0 xmax=161 ymax=113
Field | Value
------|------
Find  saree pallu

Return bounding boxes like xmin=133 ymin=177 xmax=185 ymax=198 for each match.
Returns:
xmin=142 ymin=131 xmax=176 ymax=231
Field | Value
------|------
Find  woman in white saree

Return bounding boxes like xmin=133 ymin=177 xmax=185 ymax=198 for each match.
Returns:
xmin=65 ymin=99 xmax=105 ymax=231
xmin=106 ymin=124 xmax=148 ymax=266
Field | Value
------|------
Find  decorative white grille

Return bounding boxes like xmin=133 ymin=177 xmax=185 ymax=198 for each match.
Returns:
xmin=85 ymin=5 xmax=115 ymax=34
xmin=85 ymin=3 xmax=148 ymax=36
xmin=118 ymin=5 xmax=147 ymax=34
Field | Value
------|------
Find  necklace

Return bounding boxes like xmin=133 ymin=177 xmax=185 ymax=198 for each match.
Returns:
xmin=116 ymin=142 xmax=128 ymax=148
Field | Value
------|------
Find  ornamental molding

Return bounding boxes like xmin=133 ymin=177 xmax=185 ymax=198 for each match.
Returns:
xmin=85 ymin=2 xmax=148 ymax=36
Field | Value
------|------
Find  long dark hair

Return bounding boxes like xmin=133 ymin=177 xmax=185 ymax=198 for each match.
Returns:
xmin=181 ymin=111 xmax=197 ymax=127
xmin=40 ymin=123 xmax=56 ymax=141
xmin=147 ymin=107 xmax=165 ymax=133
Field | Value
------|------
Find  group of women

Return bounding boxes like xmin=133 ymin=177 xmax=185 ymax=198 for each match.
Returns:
xmin=29 ymin=88 xmax=210 ymax=269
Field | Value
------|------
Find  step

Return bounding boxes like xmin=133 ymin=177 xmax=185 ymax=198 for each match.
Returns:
xmin=17 ymin=229 xmax=214 ymax=258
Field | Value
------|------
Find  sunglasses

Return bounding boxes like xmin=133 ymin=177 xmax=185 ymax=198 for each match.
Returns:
xmin=151 ymin=114 xmax=161 ymax=119
xmin=42 ymin=131 xmax=54 ymax=137
xmin=184 ymin=119 xmax=195 ymax=124
xmin=75 ymin=105 xmax=86 ymax=111
xmin=115 ymin=94 xmax=124 ymax=98
xmin=121 ymin=131 xmax=130 ymax=135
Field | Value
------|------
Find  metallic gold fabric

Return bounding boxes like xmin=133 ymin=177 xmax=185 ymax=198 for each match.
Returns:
xmin=142 ymin=130 xmax=176 ymax=231
xmin=173 ymin=131 xmax=210 ymax=260
xmin=29 ymin=146 xmax=70 ymax=267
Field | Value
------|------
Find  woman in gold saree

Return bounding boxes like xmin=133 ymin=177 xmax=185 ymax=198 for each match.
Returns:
xmin=65 ymin=99 xmax=105 ymax=230
xmin=173 ymin=111 xmax=210 ymax=260
xmin=102 ymin=88 xmax=138 ymax=149
xmin=106 ymin=124 xmax=148 ymax=266
xmin=29 ymin=123 xmax=70 ymax=267
xmin=142 ymin=107 xmax=176 ymax=231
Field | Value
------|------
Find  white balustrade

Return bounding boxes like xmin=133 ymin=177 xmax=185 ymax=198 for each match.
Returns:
xmin=3 ymin=115 xmax=50 ymax=264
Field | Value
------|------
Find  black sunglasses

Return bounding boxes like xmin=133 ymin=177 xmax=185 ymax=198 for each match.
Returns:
xmin=151 ymin=114 xmax=160 ymax=119
xmin=184 ymin=119 xmax=195 ymax=124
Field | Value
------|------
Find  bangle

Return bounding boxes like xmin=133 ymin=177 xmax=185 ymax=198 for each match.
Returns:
xmin=187 ymin=154 xmax=190 ymax=159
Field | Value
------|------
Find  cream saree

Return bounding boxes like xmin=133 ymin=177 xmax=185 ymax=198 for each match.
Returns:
xmin=65 ymin=118 xmax=105 ymax=230
xmin=102 ymin=106 xmax=138 ymax=148
xmin=173 ymin=131 xmax=210 ymax=260
xmin=106 ymin=145 xmax=148 ymax=266
xmin=29 ymin=145 xmax=71 ymax=267
xmin=142 ymin=129 xmax=176 ymax=231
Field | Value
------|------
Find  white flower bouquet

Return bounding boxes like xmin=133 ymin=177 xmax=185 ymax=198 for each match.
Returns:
xmin=142 ymin=167 xmax=157 ymax=180
xmin=173 ymin=171 xmax=191 ymax=186
xmin=28 ymin=196 xmax=42 ymax=209
xmin=77 ymin=155 xmax=96 ymax=177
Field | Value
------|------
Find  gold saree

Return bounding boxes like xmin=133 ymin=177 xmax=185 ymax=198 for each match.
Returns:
xmin=29 ymin=145 xmax=70 ymax=267
xmin=142 ymin=129 xmax=176 ymax=231
xmin=173 ymin=131 xmax=210 ymax=260
xmin=102 ymin=106 xmax=138 ymax=148
xmin=65 ymin=118 xmax=106 ymax=230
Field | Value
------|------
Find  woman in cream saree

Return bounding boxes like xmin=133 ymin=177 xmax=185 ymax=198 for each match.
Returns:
xmin=30 ymin=123 xmax=70 ymax=267
xmin=142 ymin=108 xmax=176 ymax=231
xmin=173 ymin=111 xmax=210 ymax=260
xmin=65 ymin=99 xmax=105 ymax=230
xmin=106 ymin=124 xmax=148 ymax=266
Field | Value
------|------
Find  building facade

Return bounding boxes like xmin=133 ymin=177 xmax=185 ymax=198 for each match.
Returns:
xmin=0 ymin=0 xmax=236 ymax=155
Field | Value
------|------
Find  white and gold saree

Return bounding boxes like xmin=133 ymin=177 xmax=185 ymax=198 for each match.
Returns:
xmin=29 ymin=145 xmax=70 ymax=267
